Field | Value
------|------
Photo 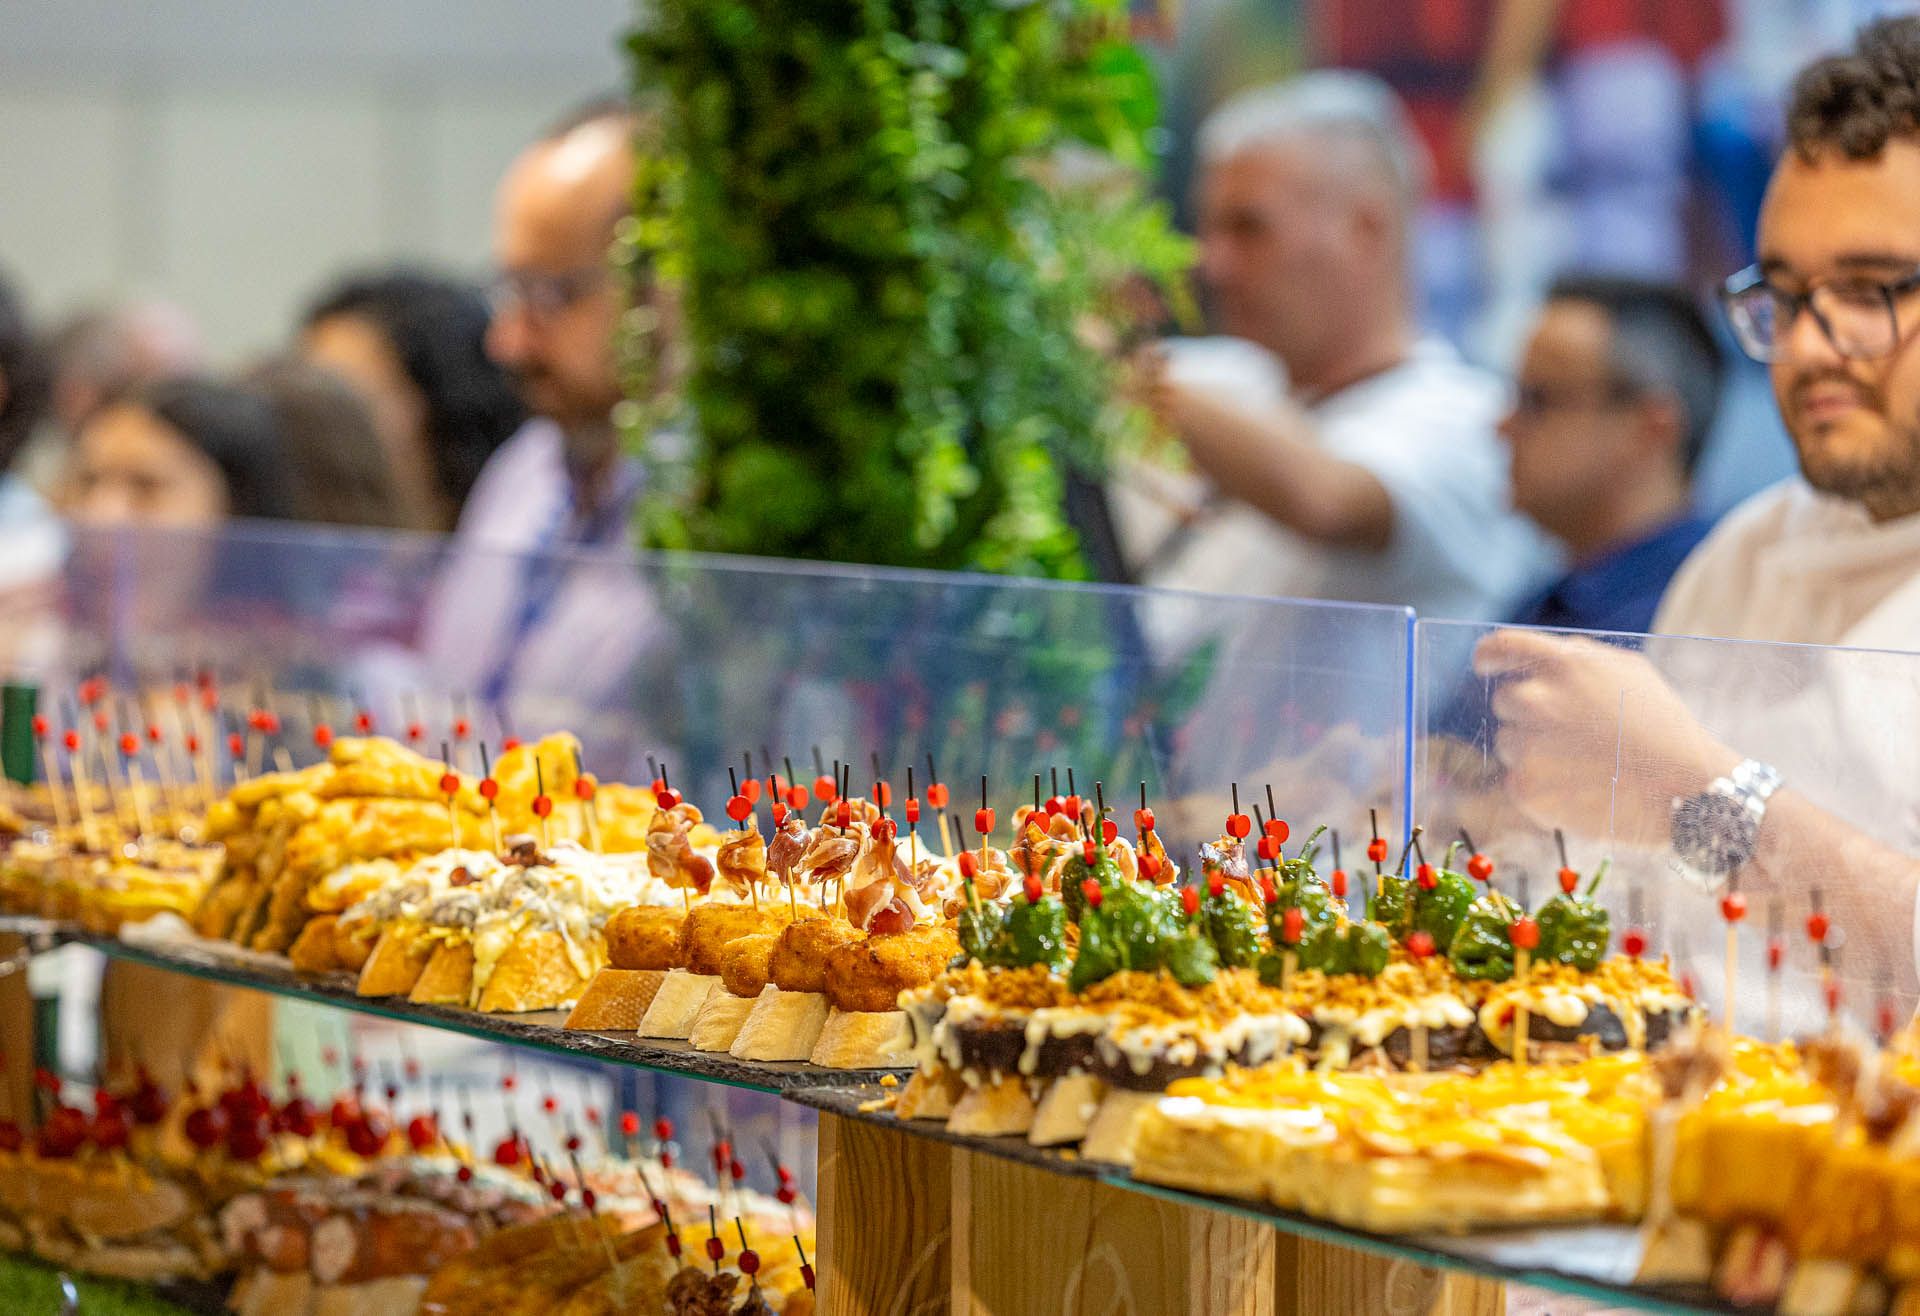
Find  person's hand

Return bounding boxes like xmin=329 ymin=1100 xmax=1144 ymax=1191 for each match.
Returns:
xmin=1472 ymin=629 xmax=1739 ymax=841
xmin=1122 ymin=341 xmax=1174 ymax=416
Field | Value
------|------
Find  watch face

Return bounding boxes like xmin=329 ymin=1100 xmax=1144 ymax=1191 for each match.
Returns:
xmin=1672 ymin=792 xmax=1759 ymax=877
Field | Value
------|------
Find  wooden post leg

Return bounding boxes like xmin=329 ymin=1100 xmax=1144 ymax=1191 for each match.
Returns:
xmin=0 ymin=934 xmax=29 ymax=1124
xmin=953 ymin=1146 xmax=1275 ymax=1315
xmin=815 ymin=1112 xmax=952 ymax=1316
xmin=813 ymin=1112 xmax=1504 ymax=1316
xmin=1272 ymin=1233 xmax=1505 ymax=1315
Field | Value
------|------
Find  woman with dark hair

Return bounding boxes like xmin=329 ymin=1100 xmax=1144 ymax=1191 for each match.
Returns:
xmin=245 ymin=357 xmax=409 ymax=530
xmin=66 ymin=375 xmax=296 ymax=527
xmin=300 ymin=269 xmax=523 ymax=532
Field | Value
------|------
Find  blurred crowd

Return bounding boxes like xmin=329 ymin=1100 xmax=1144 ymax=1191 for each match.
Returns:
xmin=0 ymin=9 xmax=1916 ymax=1012
xmin=0 ymin=16 xmax=1918 ymax=673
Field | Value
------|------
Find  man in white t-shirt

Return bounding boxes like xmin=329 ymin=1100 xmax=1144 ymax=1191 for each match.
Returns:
xmin=1119 ymin=72 xmax=1552 ymax=620
xmin=1474 ymin=18 xmax=1920 ymax=999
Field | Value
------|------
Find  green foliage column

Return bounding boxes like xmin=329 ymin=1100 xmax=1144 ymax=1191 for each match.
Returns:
xmin=627 ymin=0 xmax=1186 ymax=577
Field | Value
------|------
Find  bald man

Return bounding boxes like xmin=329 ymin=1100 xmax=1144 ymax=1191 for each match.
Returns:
xmin=1120 ymin=72 xmax=1550 ymax=620
xmin=414 ymin=100 xmax=672 ymax=723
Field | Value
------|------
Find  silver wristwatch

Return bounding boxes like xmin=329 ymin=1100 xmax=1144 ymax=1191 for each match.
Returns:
xmin=1670 ymin=759 xmax=1782 ymax=880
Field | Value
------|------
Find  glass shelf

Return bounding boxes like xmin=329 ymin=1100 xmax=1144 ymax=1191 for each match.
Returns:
xmin=48 ymin=924 xmax=896 ymax=1096
xmin=791 ymin=1082 xmax=1733 ymax=1316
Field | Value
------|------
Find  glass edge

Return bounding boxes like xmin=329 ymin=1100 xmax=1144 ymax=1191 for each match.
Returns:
xmin=1112 ymin=1177 xmax=1722 ymax=1315
xmin=74 ymin=934 xmax=783 ymax=1095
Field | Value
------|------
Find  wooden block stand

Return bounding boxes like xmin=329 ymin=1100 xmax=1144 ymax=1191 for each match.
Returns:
xmin=815 ymin=1113 xmax=1507 ymax=1315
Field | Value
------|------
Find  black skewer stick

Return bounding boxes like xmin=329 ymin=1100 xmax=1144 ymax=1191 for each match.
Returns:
xmin=1392 ymin=830 xmax=1417 ymax=875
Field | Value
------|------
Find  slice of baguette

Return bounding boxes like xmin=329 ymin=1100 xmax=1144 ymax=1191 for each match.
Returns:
xmin=729 ymin=986 xmax=829 ymax=1062
xmin=687 ymin=991 xmax=759 ymax=1053
xmin=408 ymin=940 xmax=476 ymax=1006
xmin=288 ymin=914 xmax=342 ymax=973
xmin=232 ymin=1269 xmax=313 ymax=1316
xmin=1635 ymin=1218 xmax=1715 ymax=1286
xmin=475 ymin=929 xmax=595 ymax=1014
xmin=808 ymin=1008 xmax=910 ymax=1069
xmin=636 ymin=970 xmax=719 ymax=1039
xmin=565 ymin=968 xmax=667 ymax=1031
xmin=1029 ymin=1073 xmax=1106 ymax=1148
xmin=946 ymin=1075 xmax=1039 ymax=1137
xmin=313 ymin=1276 xmax=428 ymax=1316
xmin=894 ymin=1067 xmax=964 ymax=1122
xmin=1778 ymin=1260 xmax=1870 ymax=1316
xmin=356 ymin=926 xmax=433 ymax=997
xmin=1079 ymin=1090 xmax=1162 ymax=1166
xmin=1715 ymin=1224 xmax=1788 ymax=1310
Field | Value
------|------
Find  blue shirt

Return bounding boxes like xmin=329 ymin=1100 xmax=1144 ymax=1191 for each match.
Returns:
xmin=1505 ymin=514 xmax=1717 ymax=636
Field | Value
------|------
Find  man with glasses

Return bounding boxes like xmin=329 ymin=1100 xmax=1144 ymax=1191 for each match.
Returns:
xmin=1499 ymin=275 xmax=1724 ymax=634
xmin=1473 ymin=18 xmax=1920 ymax=1011
xmin=416 ymin=98 xmax=674 ymax=720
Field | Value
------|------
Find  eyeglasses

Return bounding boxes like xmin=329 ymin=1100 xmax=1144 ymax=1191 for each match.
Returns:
xmin=487 ymin=266 xmax=610 ymax=321
xmin=1719 ymin=263 xmax=1920 ymax=363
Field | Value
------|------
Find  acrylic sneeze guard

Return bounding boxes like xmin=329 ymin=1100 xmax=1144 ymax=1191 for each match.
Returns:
xmin=1415 ymin=616 xmax=1920 ymax=1037
xmin=22 ymin=520 xmax=1414 ymax=883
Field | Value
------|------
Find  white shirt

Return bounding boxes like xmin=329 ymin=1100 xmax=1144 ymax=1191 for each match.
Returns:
xmin=1655 ymin=476 xmax=1920 ymax=648
xmin=1651 ymin=476 xmax=1920 ymax=1017
xmin=1117 ymin=338 xmax=1554 ymax=621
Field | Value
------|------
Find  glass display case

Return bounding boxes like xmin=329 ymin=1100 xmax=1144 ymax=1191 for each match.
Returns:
xmin=5 ymin=521 xmax=1915 ymax=1316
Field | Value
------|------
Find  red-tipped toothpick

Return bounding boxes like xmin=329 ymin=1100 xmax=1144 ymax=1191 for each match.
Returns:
xmin=1765 ymin=897 xmax=1785 ymax=1043
xmin=477 ymin=742 xmax=503 ymax=854
xmin=926 ymin=753 xmax=951 ymax=859
xmin=1720 ymin=876 xmax=1748 ymax=1037
xmin=438 ymin=742 xmax=461 ymax=845
xmin=30 ymin=715 xmax=71 ymax=837
xmin=974 ymin=776 xmax=994 ymax=874
xmin=532 ymin=759 xmax=553 ymax=849
xmin=572 ymin=747 xmax=600 ymax=851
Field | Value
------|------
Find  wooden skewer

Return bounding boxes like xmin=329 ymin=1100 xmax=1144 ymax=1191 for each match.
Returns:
xmin=125 ymin=763 xmax=156 ymax=840
xmin=67 ymin=736 xmax=102 ymax=852
xmin=37 ymin=739 xmax=71 ymax=837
